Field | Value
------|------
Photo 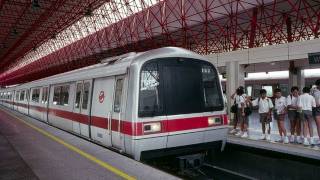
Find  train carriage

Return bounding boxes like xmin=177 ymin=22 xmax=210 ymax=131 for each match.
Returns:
xmin=0 ymin=47 xmax=228 ymax=160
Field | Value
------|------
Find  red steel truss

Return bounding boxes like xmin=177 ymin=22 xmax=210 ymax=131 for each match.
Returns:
xmin=0 ymin=0 xmax=319 ymax=86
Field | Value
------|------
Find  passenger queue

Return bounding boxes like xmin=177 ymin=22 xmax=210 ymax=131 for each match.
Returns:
xmin=229 ymin=79 xmax=320 ymax=146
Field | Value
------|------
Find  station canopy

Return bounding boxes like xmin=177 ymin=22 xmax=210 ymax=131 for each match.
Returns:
xmin=0 ymin=0 xmax=319 ymax=86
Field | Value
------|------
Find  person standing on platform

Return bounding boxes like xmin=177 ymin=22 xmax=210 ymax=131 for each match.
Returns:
xmin=311 ymin=79 xmax=320 ymax=144
xmin=231 ymin=86 xmax=248 ymax=138
xmin=287 ymin=86 xmax=302 ymax=143
xmin=298 ymin=87 xmax=316 ymax=146
xmin=230 ymin=86 xmax=246 ymax=134
xmin=274 ymin=88 xmax=289 ymax=143
xmin=251 ymin=89 xmax=274 ymax=141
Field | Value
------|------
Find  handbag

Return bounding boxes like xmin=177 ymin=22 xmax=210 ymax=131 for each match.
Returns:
xmin=230 ymin=98 xmax=238 ymax=113
xmin=244 ymin=106 xmax=252 ymax=116
xmin=230 ymin=104 xmax=238 ymax=113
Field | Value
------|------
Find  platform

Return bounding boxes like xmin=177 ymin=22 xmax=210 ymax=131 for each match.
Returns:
xmin=228 ymin=111 xmax=320 ymax=161
xmin=0 ymin=106 xmax=179 ymax=180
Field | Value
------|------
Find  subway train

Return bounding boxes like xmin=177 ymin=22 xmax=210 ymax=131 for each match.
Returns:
xmin=0 ymin=47 xmax=228 ymax=161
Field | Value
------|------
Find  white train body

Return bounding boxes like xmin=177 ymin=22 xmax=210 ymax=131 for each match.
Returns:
xmin=0 ymin=47 xmax=228 ymax=160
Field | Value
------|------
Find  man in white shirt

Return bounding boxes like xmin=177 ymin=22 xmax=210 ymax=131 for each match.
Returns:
xmin=251 ymin=89 xmax=274 ymax=141
xmin=298 ymin=87 xmax=316 ymax=146
xmin=311 ymin=79 xmax=320 ymax=144
xmin=274 ymin=88 xmax=289 ymax=143
xmin=287 ymin=86 xmax=301 ymax=143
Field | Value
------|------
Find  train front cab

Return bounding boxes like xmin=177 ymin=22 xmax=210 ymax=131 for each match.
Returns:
xmin=132 ymin=57 xmax=228 ymax=160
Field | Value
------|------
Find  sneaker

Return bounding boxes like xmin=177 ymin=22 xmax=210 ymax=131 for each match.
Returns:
xmin=241 ymin=132 xmax=248 ymax=138
xmin=229 ymin=129 xmax=237 ymax=134
xmin=276 ymin=136 xmax=283 ymax=143
xmin=235 ymin=131 xmax=243 ymax=136
xmin=310 ymin=137 xmax=316 ymax=145
xmin=297 ymin=136 xmax=302 ymax=144
xmin=289 ymin=135 xmax=295 ymax=143
xmin=266 ymin=134 xmax=271 ymax=141
xmin=260 ymin=134 xmax=266 ymax=140
xmin=284 ymin=136 xmax=289 ymax=144
xmin=303 ymin=138 xmax=310 ymax=146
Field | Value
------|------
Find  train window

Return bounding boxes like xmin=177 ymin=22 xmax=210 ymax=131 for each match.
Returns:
xmin=75 ymin=83 xmax=83 ymax=109
xmin=246 ymin=86 xmax=253 ymax=97
xmin=82 ymin=82 xmax=90 ymax=110
xmin=139 ymin=58 xmax=223 ymax=117
xmin=41 ymin=87 xmax=48 ymax=104
xmin=26 ymin=89 xmax=29 ymax=101
xmin=20 ymin=90 xmax=25 ymax=101
xmin=202 ymin=65 xmax=222 ymax=109
xmin=16 ymin=91 xmax=20 ymax=101
xmin=31 ymin=88 xmax=40 ymax=103
xmin=139 ymin=62 xmax=162 ymax=117
xmin=53 ymin=85 xmax=70 ymax=106
xmin=114 ymin=79 xmax=124 ymax=112
xmin=262 ymin=85 xmax=273 ymax=97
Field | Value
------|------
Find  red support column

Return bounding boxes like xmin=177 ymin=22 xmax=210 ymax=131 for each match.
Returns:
xmin=249 ymin=8 xmax=258 ymax=48
xmin=286 ymin=15 xmax=293 ymax=43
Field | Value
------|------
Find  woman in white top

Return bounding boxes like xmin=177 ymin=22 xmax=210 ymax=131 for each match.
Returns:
xmin=274 ymin=88 xmax=289 ymax=143
xmin=298 ymin=87 xmax=317 ymax=146
xmin=230 ymin=87 xmax=249 ymax=138
xmin=287 ymin=86 xmax=301 ymax=143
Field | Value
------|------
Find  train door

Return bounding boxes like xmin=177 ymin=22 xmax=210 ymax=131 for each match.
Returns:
xmin=41 ymin=87 xmax=49 ymax=122
xmin=91 ymin=77 xmax=115 ymax=146
xmin=111 ymin=75 xmax=126 ymax=150
xmin=72 ymin=80 xmax=91 ymax=138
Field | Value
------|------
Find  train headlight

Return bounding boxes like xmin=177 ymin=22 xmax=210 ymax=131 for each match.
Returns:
xmin=208 ymin=117 xmax=221 ymax=126
xmin=143 ymin=122 xmax=161 ymax=134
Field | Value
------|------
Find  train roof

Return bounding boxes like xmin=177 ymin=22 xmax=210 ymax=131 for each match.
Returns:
xmin=1 ymin=47 xmax=206 ymax=91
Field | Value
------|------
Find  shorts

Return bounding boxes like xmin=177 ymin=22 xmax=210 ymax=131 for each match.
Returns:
xmin=300 ymin=110 xmax=313 ymax=121
xmin=288 ymin=110 xmax=300 ymax=121
xmin=274 ymin=113 xmax=285 ymax=121
xmin=237 ymin=109 xmax=248 ymax=124
xmin=312 ymin=107 xmax=320 ymax=117
xmin=260 ymin=113 xmax=272 ymax=123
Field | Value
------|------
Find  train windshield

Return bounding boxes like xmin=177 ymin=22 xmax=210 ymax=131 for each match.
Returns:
xmin=139 ymin=58 xmax=224 ymax=117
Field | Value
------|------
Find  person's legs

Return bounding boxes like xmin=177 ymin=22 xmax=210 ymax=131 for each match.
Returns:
xmin=235 ymin=110 xmax=244 ymax=136
xmin=302 ymin=111 xmax=311 ymax=145
xmin=315 ymin=115 xmax=320 ymax=139
xmin=296 ymin=113 xmax=301 ymax=136
xmin=296 ymin=116 xmax=302 ymax=143
xmin=280 ymin=115 xmax=287 ymax=136
xmin=279 ymin=115 xmax=288 ymax=143
xmin=259 ymin=113 xmax=267 ymax=140
xmin=288 ymin=111 xmax=296 ymax=135
xmin=277 ymin=120 xmax=282 ymax=136
xmin=307 ymin=113 xmax=315 ymax=144
xmin=241 ymin=116 xmax=249 ymax=138
xmin=230 ymin=111 xmax=239 ymax=133
xmin=267 ymin=122 xmax=271 ymax=134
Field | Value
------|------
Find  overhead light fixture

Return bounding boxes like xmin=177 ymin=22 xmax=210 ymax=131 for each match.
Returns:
xmin=84 ymin=6 xmax=93 ymax=16
xmin=12 ymin=29 xmax=18 ymax=35
xmin=31 ymin=0 xmax=40 ymax=9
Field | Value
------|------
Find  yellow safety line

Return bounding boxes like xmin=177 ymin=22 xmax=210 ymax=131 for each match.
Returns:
xmin=0 ymin=108 xmax=136 ymax=180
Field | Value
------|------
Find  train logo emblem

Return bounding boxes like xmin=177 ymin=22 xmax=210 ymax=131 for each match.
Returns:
xmin=99 ymin=91 xmax=105 ymax=103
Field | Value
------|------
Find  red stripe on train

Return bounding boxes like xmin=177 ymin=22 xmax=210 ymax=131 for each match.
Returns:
xmin=3 ymin=100 xmax=227 ymax=136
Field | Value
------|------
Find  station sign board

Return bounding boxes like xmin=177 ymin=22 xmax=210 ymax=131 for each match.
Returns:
xmin=308 ymin=52 xmax=320 ymax=64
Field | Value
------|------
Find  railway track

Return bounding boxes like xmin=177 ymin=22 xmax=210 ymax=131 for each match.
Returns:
xmin=200 ymin=163 xmax=258 ymax=180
